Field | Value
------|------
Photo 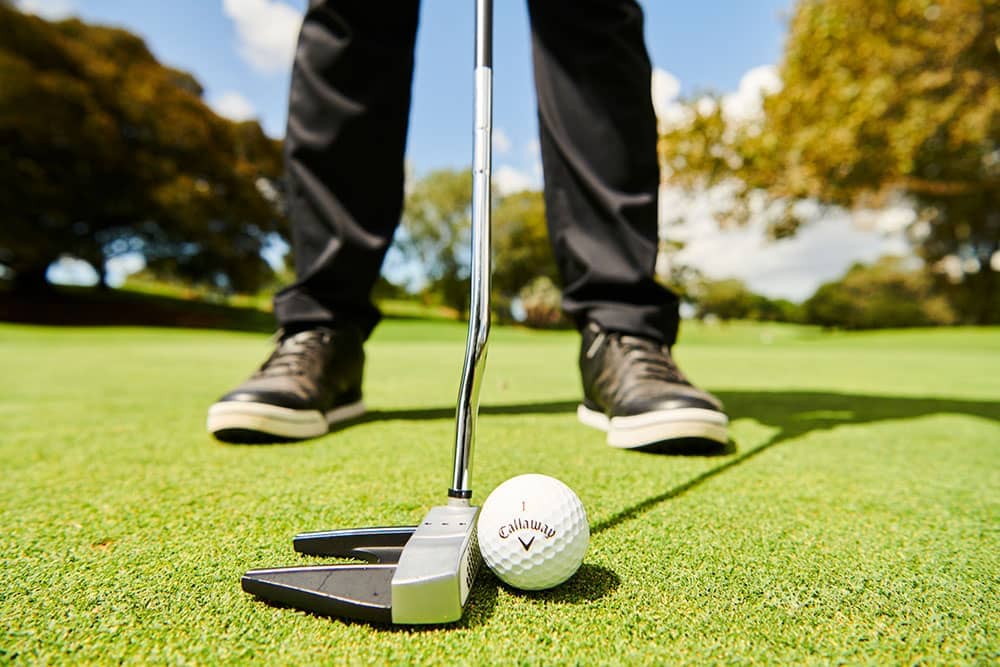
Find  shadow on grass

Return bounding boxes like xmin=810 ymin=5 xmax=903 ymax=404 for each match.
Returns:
xmin=363 ymin=401 xmax=581 ymax=422
xmin=590 ymin=390 xmax=999 ymax=534
xmin=0 ymin=285 xmax=447 ymax=332
xmin=253 ymin=579 xmax=500 ymax=632
xmin=218 ymin=402 xmax=586 ymax=444
xmin=1 ymin=285 xmax=276 ymax=332
xmin=255 ymin=390 xmax=996 ymax=461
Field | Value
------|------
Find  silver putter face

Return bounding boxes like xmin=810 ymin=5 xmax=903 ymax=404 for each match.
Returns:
xmin=391 ymin=503 xmax=481 ymax=624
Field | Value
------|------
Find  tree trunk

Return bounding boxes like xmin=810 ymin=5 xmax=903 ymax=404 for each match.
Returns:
xmin=78 ymin=246 xmax=109 ymax=290
xmin=973 ymin=268 xmax=998 ymax=325
xmin=11 ymin=264 xmax=53 ymax=294
xmin=96 ymin=263 xmax=110 ymax=290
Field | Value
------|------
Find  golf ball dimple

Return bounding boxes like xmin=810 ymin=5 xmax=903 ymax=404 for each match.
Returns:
xmin=477 ymin=474 xmax=589 ymax=590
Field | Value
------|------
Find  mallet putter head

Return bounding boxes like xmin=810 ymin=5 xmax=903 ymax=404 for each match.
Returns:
xmin=241 ymin=502 xmax=481 ymax=625
xmin=242 ymin=0 xmax=492 ymax=627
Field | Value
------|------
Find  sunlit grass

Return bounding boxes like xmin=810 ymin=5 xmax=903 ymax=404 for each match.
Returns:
xmin=1 ymin=321 xmax=996 ymax=664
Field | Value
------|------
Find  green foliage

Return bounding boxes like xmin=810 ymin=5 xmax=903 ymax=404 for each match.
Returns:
xmin=659 ymin=0 xmax=999 ymax=323
xmin=517 ymin=275 xmax=569 ymax=328
xmin=692 ymin=279 xmax=758 ymax=321
xmin=691 ymin=278 xmax=803 ymax=323
xmin=804 ymin=256 xmax=957 ymax=329
xmin=400 ymin=170 xmax=559 ymax=322
xmin=492 ymin=190 xmax=558 ymax=294
xmin=0 ymin=7 xmax=285 ymax=292
xmin=492 ymin=190 xmax=560 ymax=323
xmin=399 ymin=169 xmax=473 ymax=314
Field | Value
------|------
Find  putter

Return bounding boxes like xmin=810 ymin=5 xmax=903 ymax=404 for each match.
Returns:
xmin=240 ymin=0 xmax=494 ymax=625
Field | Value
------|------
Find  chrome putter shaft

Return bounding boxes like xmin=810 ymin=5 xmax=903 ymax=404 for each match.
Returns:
xmin=241 ymin=0 xmax=494 ymax=625
xmin=451 ymin=0 xmax=493 ymax=500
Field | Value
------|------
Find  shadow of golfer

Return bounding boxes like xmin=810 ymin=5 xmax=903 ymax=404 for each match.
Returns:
xmin=589 ymin=390 xmax=999 ymax=534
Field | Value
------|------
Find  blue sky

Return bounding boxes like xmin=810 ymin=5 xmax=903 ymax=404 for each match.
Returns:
xmin=23 ymin=0 xmax=911 ymax=300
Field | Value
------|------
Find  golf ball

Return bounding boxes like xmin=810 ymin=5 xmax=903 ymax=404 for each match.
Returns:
xmin=477 ymin=474 xmax=589 ymax=590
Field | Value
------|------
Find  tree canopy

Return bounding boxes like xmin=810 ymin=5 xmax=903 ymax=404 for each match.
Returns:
xmin=0 ymin=6 xmax=285 ymax=292
xmin=491 ymin=189 xmax=559 ymax=319
xmin=399 ymin=169 xmax=558 ymax=318
xmin=658 ymin=0 xmax=998 ymax=322
xmin=399 ymin=169 xmax=473 ymax=313
xmin=804 ymin=256 xmax=957 ymax=328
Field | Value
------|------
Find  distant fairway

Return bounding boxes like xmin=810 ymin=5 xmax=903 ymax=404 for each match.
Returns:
xmin=1 ymin=320 xmax=997 ymax=664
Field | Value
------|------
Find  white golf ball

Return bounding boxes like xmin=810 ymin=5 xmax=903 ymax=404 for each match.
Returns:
xmin=477 ymin=474 xmax=589 ymax=590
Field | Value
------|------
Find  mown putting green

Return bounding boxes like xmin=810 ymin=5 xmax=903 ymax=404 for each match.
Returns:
xmin=1 ymin=321 xmax=997 ymax=664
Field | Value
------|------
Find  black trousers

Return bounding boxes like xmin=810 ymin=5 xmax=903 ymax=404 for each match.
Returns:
xmin=274 ymin=0 xmax=680 ymax=345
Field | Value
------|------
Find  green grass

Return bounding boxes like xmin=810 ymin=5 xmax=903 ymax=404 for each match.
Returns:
xmin=1 ymin=320 xmax=997 ymax=665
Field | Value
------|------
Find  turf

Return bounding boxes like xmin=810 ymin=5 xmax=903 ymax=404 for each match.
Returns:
xmin=1 ymin=321 xmax=997 ymax=665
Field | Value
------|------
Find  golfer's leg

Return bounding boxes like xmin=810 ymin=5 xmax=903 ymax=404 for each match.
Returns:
xmin=274 ymin=0 xmax=420 ymax=339
xmin=526 ymin=0 xmax=679 ymax=345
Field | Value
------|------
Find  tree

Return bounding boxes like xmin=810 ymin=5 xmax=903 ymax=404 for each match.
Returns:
xmin=492 ymin=190 xmax=560 ymax=320
xmin=689 ymin=277 xmax=803 ymax=322
xmin=0 ymin=7 xmax=285 ymax=292
xmin=804 ymin=256 xmax=957 ymax=328
xmin=658 ymin=0 xmax=999 ymax=323
xmin=399 ymin=169 xmax=473 ymax=313
xmin=399 ymin=169 xmax=559 ymax=318
xmin=692 ymin=279 xmax=758 ymax=321
xmin=518 ymin=276 xmax=567 ymax=328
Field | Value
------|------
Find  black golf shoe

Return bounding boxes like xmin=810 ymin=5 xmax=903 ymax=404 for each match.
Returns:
xmin=577 ymin=322 xmax=729 ymax=449
xmin=207 ymin=326 xmax=365 ymax=443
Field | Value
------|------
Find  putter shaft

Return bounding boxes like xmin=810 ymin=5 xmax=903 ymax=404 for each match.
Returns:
xmin=451 ymin=0 xmax=493 ymax=500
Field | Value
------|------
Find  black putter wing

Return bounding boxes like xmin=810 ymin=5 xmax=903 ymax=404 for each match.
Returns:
xmin=293 ymin=526 xmax=416 ymax=563
xmin=241 ymin=564 xmax=396 ymax=624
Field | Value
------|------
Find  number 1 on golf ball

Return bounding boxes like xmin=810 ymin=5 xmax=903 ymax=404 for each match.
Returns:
xmin=477 ymin=474 xmax=589 ymax=590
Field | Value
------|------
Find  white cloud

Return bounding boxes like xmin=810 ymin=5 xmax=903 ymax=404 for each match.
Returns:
xmin=17 ymin=0 xmax=74 ymax=19
xmin=653 ymin=64 xmax=782 ymax=131
xmin=659 ymin=185 xmax=912 ymax=302
xmin=651 ymin=67 xmax=680 ymax=110
xmin=653 ymin=64 xmax=904 ymax=301
xmin=45 ymin=253 xmax=145 ymax=287
xmin=46 ymin=256 xmax=97 ymax=287
xmin=493 ymin=128 xmax=512 ymax=154
xmin=524 ymin=139 xmax=543 ymax=183
xmin=651 ymin=67 xmax=695 ymax=131
xmin=721 ymin=65 xmax=782 ymax=124
xmin=208 ymin=90 xmax=257 ymax=122
xmin=494 ymin=165 xmax=538 ymax=196
xmin=105 ymin=253 xmax=146 ymax=287
xmin=694 ymin=96 xmax=717 ymax=117
xmin=853 ymin=202 xmax=918 ymax=234
xmin=222 ymin=0 xmax=303 ymax=75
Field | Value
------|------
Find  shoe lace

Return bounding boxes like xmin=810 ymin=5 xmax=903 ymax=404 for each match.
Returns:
xmin=618 ymin=335 xmax=690 ymax=385
xmin=254 ymin=329 xmax=331 ymax=378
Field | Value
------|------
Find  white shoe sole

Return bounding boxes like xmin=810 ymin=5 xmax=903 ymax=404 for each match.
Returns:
xmin=207 ymin=400 xmax=366 ymax=441
xmin=577 ymin=403 xmax=729 ymax=449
